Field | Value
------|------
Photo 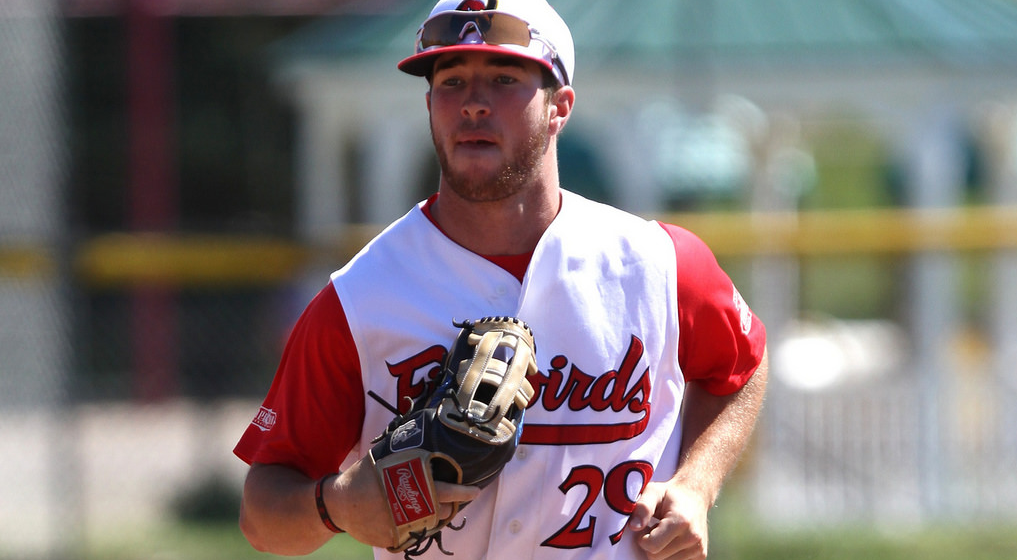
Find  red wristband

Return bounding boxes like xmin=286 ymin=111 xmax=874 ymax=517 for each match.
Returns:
xmin=315 ymin=474 xmax=344 ymax=533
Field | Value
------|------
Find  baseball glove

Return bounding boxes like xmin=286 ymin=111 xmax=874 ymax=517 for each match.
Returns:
xmin=368 ymin=316 xmax=537 ymax=557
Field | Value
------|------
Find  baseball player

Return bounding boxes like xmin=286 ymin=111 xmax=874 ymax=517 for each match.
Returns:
xmin=234 ymin=1 xmax=768 ymax=559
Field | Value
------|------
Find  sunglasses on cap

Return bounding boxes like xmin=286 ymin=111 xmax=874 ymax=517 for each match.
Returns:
xmin=416 ymin=11 xmax=569 ymax=85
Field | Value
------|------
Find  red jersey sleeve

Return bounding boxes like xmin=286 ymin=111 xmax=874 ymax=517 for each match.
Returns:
xmin=659 ymin=222 xmax=767 ymax=396
xmin=233 ymin=283 xmax=365 ymax=480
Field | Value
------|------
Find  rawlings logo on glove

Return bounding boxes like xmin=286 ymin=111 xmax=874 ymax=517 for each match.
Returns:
xmin=382 ymin=457 xmax=436 ymax=524
xmin=368 ymin=316 xmax=537 ymax=558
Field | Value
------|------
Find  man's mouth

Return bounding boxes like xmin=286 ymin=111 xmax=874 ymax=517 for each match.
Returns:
xmin=456 ymin=130 xmax=498 ymax=147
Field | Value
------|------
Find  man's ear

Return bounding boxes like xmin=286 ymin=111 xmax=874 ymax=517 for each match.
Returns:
xmin=549 ymin=86 xmax=575 ymax=136
xmin=426 ymin=90 xmax=432 ymax=112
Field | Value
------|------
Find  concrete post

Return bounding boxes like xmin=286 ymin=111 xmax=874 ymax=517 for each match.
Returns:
xmin=362 ymin=114 xmax=428 ymax=224
xmin=903 ymin=104 xmax=965 ymax=519
xmin=0 ymin=0 xmax=76 ymax=555
xmin=293 ymin=78 xmax=349 ymax=243
xmin=981 ymin=102 xmax=1017 ymax=478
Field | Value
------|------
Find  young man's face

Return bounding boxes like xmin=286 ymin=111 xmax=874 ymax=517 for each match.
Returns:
xmin=427 ymin=51 xmax=554 ymax=203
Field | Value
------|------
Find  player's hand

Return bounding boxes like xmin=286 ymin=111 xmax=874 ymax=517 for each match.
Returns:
xmin=628 ymin=480 xmax=710 ymax=560
xmin=329 ymin=457 xmax=480 ymax=548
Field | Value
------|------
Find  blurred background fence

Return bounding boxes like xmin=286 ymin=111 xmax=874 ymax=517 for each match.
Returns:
xmin=3 ymin=0 xmax=1017 ymax=558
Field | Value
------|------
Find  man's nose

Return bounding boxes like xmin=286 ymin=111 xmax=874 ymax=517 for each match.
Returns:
xmin=461 ymin=83 xmax=491 ymax=119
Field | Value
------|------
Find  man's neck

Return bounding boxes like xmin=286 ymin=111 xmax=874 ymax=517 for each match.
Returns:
xmin=430 ymin=184 xmax=561 ymax=256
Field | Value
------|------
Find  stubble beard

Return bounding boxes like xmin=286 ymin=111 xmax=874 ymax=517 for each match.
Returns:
xmin=432 ymin=121 xmax=549 ymax=203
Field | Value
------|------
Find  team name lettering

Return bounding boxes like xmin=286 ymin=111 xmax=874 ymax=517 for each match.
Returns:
xmin=528 ymin=335 xmax=650 ymax=416
xmin=386 ymin=345 xmax=446 ymax=412
xmin=387 ymin=335 xmax=652 ymax=445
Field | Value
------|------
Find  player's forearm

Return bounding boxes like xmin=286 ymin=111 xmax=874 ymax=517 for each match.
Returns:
xmin=672 ymin=349 xmax=768 ymax=506
xmin=239 ymin=463 xmax=334 ymax=556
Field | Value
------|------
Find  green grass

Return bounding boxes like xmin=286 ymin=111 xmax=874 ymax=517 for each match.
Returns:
xmin=711 ymin=523 xmax=1017 ymax=560
xmin=83 ymin=521 xmax=372 ymax=560
xmin=704 ymin=484 xmax=1017 ymax=560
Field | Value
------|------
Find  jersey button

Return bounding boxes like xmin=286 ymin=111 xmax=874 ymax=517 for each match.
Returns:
xmin=515 ymin=447 xmax=528 ymax=460
xmin=509 ymin=520 xmax=522 ymax=534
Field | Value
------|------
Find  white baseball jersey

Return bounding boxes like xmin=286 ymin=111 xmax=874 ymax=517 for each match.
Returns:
xmin=235 ymin=190 xmax=766 ymax=560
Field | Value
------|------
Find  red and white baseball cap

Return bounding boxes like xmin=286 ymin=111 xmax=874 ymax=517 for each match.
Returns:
xmin=398 ymin=0 xmax=575 ymax=86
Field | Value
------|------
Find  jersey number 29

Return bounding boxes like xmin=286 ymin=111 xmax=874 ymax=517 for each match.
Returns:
xmin=542 ymin=460 xmax=654 ymax=549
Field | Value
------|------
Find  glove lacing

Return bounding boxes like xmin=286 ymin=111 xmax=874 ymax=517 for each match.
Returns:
xmin=441 ymin=385 xmax=502 ymax=436
xmin=401 ymin=516 xmax=465 ymax=558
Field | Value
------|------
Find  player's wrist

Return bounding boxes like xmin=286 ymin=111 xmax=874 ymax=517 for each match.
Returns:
xmin=668 ymin=472 xmax=720 ymax=510
xmin=314 ymin=473 xmax=345 ymax=533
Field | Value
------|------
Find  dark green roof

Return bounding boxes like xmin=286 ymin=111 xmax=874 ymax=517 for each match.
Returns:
xmin=272 ymin=0 xmax=1017 ymax=73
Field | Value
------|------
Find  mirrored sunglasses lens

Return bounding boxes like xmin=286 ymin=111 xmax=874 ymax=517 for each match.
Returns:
xmin=419 ymin=13 xmax=531 ymax=49
xmin=478 ymin=14 xmax=530 ymax=45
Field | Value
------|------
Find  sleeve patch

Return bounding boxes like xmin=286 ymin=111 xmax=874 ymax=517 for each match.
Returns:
xmin=733 ymin=287 xmax=753 ymax=336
